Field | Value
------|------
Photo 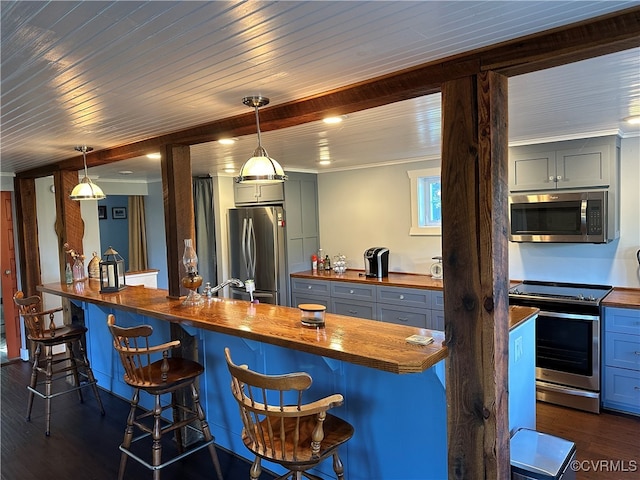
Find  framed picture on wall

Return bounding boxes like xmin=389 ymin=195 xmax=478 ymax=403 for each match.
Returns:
xmin=112 ymin=207 xmax=127 ymax=219
xmin=98 ymin=205 xmax=107 ymax=220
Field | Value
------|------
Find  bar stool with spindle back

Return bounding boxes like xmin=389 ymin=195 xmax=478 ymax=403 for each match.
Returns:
xmin=224 ymin=347 xmax=355 ymax=480
xmin=107 ymin=314 xmax=224 ymax=480
xmin=13 ymin=291 xmax=105 ymax=436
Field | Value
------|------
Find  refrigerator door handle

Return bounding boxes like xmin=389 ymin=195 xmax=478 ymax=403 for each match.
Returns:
xmin=241 ymin=218 xmax=249 ymax=276
xmin=247 ymin=217 xmax=256 ymax=278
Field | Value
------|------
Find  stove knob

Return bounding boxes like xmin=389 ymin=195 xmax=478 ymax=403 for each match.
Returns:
xmin=588 ymin=295 xmax=596 ymax=301
xmin=577 ymin=294 xmax=584 ymax=301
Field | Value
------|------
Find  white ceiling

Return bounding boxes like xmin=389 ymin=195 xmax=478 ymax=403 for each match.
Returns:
xmin=2 ymin=1 xmax=639 ymax=182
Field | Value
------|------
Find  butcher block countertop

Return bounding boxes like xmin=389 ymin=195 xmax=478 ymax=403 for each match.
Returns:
xmin=602 ymin=288 xmax=640 ymax=308
xmin=291 ymin=269 xmax=444 ymax=289
xmin=39 ymin=280 xmax=446 ymax=374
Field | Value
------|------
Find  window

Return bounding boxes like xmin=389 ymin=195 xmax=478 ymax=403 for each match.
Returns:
xmin=409 ymin=167 xmax=441 ymax=235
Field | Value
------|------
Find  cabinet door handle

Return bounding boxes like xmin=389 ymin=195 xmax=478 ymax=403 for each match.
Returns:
xmin=556 ymin=175 xmax=562 ymax=181
xmin=349 ymin=289 xmax=354 ymax=294
xmin=348 ymin=310 xmax=358 ymax=315
xmin=397 ymin=317 xmax=408 ymax=322
xmin=634 ymin=351 xmax=640 ymax=355
xmin=549 ymin=175 xmax=555 ymax=182
xmin=635 ymin=386 xmax=640 ymax=391
xmin=308 ymin=285 xmax=312 ymax=289
xmin=399 ymin=295 xmax=404 ymax=300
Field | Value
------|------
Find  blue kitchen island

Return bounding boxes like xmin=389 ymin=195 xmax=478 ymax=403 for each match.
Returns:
xmin=39 ymin=280 xmax=536 ymax=480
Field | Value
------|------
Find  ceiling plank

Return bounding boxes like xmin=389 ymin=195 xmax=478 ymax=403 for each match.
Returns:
xmin=16 ymin=6 xmax=640 ymax=179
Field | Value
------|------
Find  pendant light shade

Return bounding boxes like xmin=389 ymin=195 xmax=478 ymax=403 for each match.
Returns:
xmin=235 ymin=96 xmax=287 ymax=184
xmin=70 ymin=146 xmax=106 ymax=200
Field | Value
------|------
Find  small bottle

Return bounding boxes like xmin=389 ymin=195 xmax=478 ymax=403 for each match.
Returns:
xmin=318 ymin=254 xmax=324 ymax=270
xmin=65 ymin=263 xmax=73 ymax=284
xmin=324 ymin=254 xmax=331 ymax=271
xmin=311 ymin=255 xmax=318 ymax=272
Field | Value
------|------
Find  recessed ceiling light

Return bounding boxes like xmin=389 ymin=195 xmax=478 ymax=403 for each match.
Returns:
xmin=118 ymin=170 xmax=133 ymax=175
xmin=146 ymin=153 xmax=161 ymax=159
xmin=323 ymin=116 xmax=345 ymax=125
xmin=624 ymin=115 xmax=640 ymax=125
xmin=218 ymin=138 xmax=236 ymax=145
xmin=318 ymin=160 xmax=331 ymax=166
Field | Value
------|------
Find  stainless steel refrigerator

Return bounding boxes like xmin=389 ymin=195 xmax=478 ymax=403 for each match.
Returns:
xmin=228 ymin=206 xmax=288 ymax=305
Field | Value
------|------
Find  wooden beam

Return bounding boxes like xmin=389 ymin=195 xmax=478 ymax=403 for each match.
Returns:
xmin=441 ymin=70 xmax=510 ymax=479
xmin=15 ymin=6 xmax=639 ymax=179
xmin=13 ymin=177 xmax=41 ymax=297
xmin=161 ymin=145 xmax=196 ymax=299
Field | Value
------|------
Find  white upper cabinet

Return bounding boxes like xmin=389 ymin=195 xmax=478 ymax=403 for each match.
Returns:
xmin=509 ymin=136 xmax=620 ymax=192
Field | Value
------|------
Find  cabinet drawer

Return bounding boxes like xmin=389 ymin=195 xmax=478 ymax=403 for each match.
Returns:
xmin=431 ymin=290 xmax=444 ymax=311
xmin=291 ymin=278 xmax=331 ymax=297
xmin=604 ymin=307 xmax=640 ymax=335
xmin=331 ymin=282 xmax=376 ymax=302
xmin=377 ymin=304 xmax=429 ymax=329
xmin=331 ymin=299 xmax=375 ymax=320
xmin=605 ymin=332 xmax=640 ymax=370
xmin=603 ymin=366 xmax=640 ymax=415
xmin=376 ymin=286 xmax=429 ymax=309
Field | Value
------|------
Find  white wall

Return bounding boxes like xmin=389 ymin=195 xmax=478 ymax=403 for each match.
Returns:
xmin=317 ymin=136 xmax=640 ymax=287
xmin=318 ymin=158 xmax=443 ymax=275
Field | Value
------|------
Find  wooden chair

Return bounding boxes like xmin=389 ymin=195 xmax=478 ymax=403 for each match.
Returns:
xmin=107 ymin=314 xmax=224 ymax=480
xmin=224 ymin=347 xmax=354 ymax=480
xmin=13 ymin=291 xmax=105 ymax=436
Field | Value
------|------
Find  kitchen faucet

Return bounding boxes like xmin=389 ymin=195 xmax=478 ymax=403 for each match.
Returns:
xmin=209 ymin=278 xmax=245 ymax=294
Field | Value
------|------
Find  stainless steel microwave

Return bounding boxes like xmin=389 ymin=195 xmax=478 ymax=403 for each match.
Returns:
xmin=509 ymin=190 xmax=618 ymax=243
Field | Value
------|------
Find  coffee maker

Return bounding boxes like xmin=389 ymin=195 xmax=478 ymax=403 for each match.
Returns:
xmin=364 ymin=247 xmax=389 ymax=278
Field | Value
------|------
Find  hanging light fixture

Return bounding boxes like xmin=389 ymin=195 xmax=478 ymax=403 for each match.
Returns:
xmin=69 ymin=145 xmax=106 ymax=200
xmin=235 ymin=96 xmax=287 ymax=184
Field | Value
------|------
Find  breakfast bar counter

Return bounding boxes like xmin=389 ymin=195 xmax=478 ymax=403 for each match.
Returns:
xmin=38 ymin=280 xmax=537 ymax=480
xmin=38 ymin=280 xmax=447 ymax=374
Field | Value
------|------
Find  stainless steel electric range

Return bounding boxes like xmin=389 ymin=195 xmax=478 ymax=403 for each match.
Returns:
xmin=508 ymin=280 xmax=613 ymax=413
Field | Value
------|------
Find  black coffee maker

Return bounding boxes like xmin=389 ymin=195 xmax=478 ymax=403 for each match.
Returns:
xmin=364 ymin=247 xmax=389 ymax=278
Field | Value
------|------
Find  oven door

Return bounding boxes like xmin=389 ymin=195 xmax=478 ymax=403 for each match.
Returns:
xmin=536 ymin=310 xmax=600 ymax=392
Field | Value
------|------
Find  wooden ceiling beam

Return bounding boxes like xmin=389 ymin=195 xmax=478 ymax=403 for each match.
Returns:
xmin=15 ymin=6 xmax=640 ymax=179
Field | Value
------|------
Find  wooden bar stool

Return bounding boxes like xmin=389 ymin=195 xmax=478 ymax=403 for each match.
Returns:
xmin=13 ymin=291 xmax=105 ymax=436
xmin=107 ymin=314 xmax=224 ymax=480
xmin=224 ymin=347 xmax=354 ymax=480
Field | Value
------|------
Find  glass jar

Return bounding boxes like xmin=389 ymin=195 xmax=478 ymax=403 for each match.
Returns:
xmin=72 ymin=257 xmax=85 ymax=282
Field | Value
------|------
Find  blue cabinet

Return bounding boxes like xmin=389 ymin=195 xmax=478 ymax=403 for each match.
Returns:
xmin=602 ymin=306 xmax=640 ymax=415
xmin=292 ymin=278 xmax=445 ymax=330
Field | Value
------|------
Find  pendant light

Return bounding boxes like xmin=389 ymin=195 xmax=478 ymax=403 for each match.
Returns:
xmin=69 ymin=145 xmax=106 ymax=200
xmin=235 ymin=96 xmax=287 ymax=184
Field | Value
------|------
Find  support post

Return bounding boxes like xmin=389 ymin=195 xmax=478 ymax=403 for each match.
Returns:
xmin=160 ymin=144 xmax=196 ymax=298
xmin=441 ymin=70 xmax=510 ymax=479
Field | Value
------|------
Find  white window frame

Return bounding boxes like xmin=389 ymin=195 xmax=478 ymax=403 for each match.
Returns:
xmin=408 ymin=167 xmax=441 ymax=236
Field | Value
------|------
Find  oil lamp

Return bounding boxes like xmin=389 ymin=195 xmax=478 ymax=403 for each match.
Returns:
xmin=181 ymin=238 xmax=203 ymax=306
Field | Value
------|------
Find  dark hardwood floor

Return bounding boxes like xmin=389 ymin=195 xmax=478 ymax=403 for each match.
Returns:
xmin=1 ymin=359 xmax=275 ymax=480
xmin=536 ymin=401 xmax=640 ymax=480
xmin=2 ymin=357 xmax=639 ymax=480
